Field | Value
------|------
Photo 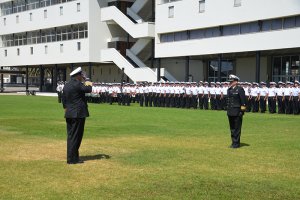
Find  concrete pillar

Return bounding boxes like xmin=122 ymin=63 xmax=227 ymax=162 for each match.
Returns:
xmin=89 ymin=62 xmax=92 ymax=80
xmin=39 ymin=65 xmax=44 ymax=92
xmin=25 ymin=66 xmax=29 ymax=90
xmin=218 ymin=54 xmax=222 ymax=82
xmin=157 ymin=58 xmax=161 ymax=82
xmin=256 ymin=51 xmax=261 ymax=83
xmin=185 ymin=56 xmax=190 ymax=82
xmin=0 ymin=67 xmax=4 ymax=90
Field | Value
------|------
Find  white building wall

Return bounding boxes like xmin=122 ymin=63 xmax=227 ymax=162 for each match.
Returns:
xmin=0 ymin=0 xmax=88 ymax=35
xmin=161 ymin=58 xmax=204 ymax=81
xmin=236 ymin=57 xmax=268 ymax=82
xmin=156 ymin=0 xmax=300 ymax=33
xmin=155 ymin=0 xmax=300 ymax=58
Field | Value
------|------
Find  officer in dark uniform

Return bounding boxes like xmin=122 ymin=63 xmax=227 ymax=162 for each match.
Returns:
xmin=227 ymin=74 xmax=246 ymax=148
xmin=62 ymin=67 xmax=92 ymax=164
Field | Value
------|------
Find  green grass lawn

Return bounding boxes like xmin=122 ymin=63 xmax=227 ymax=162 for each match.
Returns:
xmin=0 ymin=95 xmax=299 ymax=200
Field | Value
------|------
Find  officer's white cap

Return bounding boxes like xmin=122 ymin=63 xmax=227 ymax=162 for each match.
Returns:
xmin=228 ymin=74 xmax=240 ymax=81
xmin=70 ymin=67 xmax=82 ymax=76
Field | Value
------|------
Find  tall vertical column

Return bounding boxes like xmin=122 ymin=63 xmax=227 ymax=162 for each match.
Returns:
xmin=157 ymin=58 xmax=161 ymax=82
xmin=256 ymin=51 xmax=261 ymax=83
xmin=185 ymin=56 xmax=190 ymax=82
xmin=39 ymin=65 xmax=44 ymax=92
xmin=25 ymin=66 xmax=29 ymax=91
xmin=89 ymin=62 xmax=92 ymax=80
xmin=53 ymin=64 xmax=58 ymax=92
xmin=218 ymin=54 xmax=222 ymax=82
xmin=0 ymin=67 xmax=4 ymax=90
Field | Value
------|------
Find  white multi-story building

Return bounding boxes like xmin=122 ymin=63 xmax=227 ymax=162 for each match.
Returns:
xmin=0 ymin=0 xmax=299 ymax=91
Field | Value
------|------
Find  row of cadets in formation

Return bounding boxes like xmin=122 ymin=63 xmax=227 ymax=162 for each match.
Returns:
xmin=242 ymin=81 xmax=300 ymax=114
xmin=60 ymin=80 xmax=300 ymax=115
xmin=88 ymin=81 xmax=230 ymax=110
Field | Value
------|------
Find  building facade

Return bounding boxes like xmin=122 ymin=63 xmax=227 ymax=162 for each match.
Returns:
xmin=0 ymin=0 xmax=300 ymax=91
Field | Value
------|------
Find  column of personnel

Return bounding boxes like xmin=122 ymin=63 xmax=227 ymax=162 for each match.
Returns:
xmin=58 ymin=80 xmax=300 ymax=115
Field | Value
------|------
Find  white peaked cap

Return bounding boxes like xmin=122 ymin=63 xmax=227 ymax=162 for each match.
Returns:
xmin=70 ymin=67 xmax=82 ymax=76
xmin=228 ymin=74 xmax=240 ymax=81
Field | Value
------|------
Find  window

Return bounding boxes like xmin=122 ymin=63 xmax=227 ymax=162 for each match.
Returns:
xmin=168 ymin=6 xmax=174 ymax=18
xmin=240 ymin=22 xmax=260 ymax=34
xmin=271 ymin=19 xmax=282 ymax=30
xmin=208 ymin=60 xmax=234 ymax=82
xmin=45 ymin=45 xmax=48 ymax=54
xmin=16 ymin=15 xmax=19 ymax=23
xmin=272 ymin=56 xmax=300 ymax=82
xmin=29 ymin=13 xmax=33 ymax=21
xmin=60 ymin=6 xmax=63 ymax=16
xmin=77 ymin=3 xmax=80 ymax=12
xmin=17 ymin=48 xmax=20 ymax=56
xmin=44 ymin=10 xmax=47 ymax=19
xmin=223 ymin=24 xmax=240 ymax=36
xmin=30 ymin=47 xmax=33 ymax=55
xmin=199 ymin=0 xmax=205 ymax=13
xmin=234 ymin=0 xmax=241 ymax=7
xmin=77 ymin=42 xmax=81 ymax=51
xmin=60 ymin=44 xmax=63 ymax=53
xmin=3 ymin=18 xmax=6 ymax=26
xmin=283 ymin=17 xmax=295 ymax=29
xmin=296 ymin=16 xmax=300 ymax=27
xmin=160 ymin=33 xmax=174 ymax=43
xmin=174 ymin=31 xmax=188 ymax=41
xmin=190 ymin=29 xmax=205 ymax=39
xmin=205 ymin=27 xmax=221 ymax=38
xmin=4 ymin=50 xmax=7 ymax=57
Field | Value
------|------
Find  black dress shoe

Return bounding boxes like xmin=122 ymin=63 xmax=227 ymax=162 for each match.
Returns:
xmin=229 ymin=145 xmax=240 ymax=149
xmin=67 ymin=160 xmax=84 ymax=164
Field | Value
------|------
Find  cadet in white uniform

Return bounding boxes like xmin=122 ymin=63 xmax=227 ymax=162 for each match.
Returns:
xmin=259 ymin=82 xmax=268 ymax=113
xmin=268 ymin=82 xmax=277 ymax=113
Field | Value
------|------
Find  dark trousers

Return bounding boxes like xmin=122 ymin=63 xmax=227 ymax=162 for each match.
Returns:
xmin=139 ymin=94 xmax=144 ymax=107
xmin=203 ymin=95 xmax=209 ymax=110
xmin=58 ymin=92 xmax=62 ymax=103
xmin=293 ymin=97 xmax=299 ymax=114
xmin=245 ymin=97 xmax=251 ymax=112
xmin=66 ymin=118 xmax=85 ymax=163
xmin=251 ymin=97 xmax=259 ymax=112
xmin=277 ymin=96 xmax=285 ymax=114
xmin=145 ymin=94 xmax=149 ymax=107
xmin=268 ymin=97 xmax=276 ymax=113
xmin=228 ymin=115 xmax=243 ymax=148
xmin=149 ymin=93 xmax=153 ymax=107
xmin=216 ymin=95 xmax=222 ymax=110
xmin=259 ymin=96 xmax=266 ymax=113
xmin=285 ymin=96 xmax=292 ymax=114
xmin=199 ymin=96 xmax=204 ymax=109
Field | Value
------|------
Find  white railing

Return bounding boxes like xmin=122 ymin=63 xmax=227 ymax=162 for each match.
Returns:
xmin=101 ymin=6 xmax=155 ymax=38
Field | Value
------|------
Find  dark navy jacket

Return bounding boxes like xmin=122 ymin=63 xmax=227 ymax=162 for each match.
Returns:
xmin=227 ymin=86 xmax=246 ymax=116
xmin=62 ymin=78 xmax=92 ymax=118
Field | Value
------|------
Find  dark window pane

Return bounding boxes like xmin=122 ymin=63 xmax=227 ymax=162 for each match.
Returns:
xmin=282 ymin=56 xmax=290 ymax=75
xmin=223 ymin=24 xmax=240 ymax=36
xmin=190 ymin=29 xmax=205 ymax=39
xmin=273 ymin=57 xmax=281 ymax=76
xmin=166 ymin=33 xmax=174 ymax=42
xmin=283 ymin=17 xmax=295 ymax=29
xmin=272 ymin=19 xmax=282 ymax=30
xmin=174 ymin=31 xmax=188 ymax=41
xmin=160 ymin=34 xmax=168 ymax=43
xmin=262 ymin=20 xmax=272 ymax=31
xmin=296 ymin=16 xmax=300 ymax=27
xmin=241 ymin=22 xmax=260 ymax=34
xmin=205 ymin=27 xmax=220 ymax=38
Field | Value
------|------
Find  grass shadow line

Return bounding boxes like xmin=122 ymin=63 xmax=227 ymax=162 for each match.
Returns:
xmin=81 ymin=154 xmax=111 ymax=161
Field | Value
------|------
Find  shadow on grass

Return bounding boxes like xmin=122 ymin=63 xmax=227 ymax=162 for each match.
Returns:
xmin=240 ymin=143 xmax=250 ymax=147
xmin=81 ymin=154 xmax=111 ymax=161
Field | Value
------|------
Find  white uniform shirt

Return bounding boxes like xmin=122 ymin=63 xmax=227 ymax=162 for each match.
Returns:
xmin=259 ymin=87 xmax=268 ymax=97
xmin=250 ymin=87 xmax=259 ymax=97
xmin=268 ymin=87 xmax=276 ymax=97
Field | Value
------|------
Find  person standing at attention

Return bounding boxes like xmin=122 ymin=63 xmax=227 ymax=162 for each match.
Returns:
xmin=226 ymin=74 xmax=246 ymax=149
xmin=62 ymin=67 xmax=93 ymax=164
